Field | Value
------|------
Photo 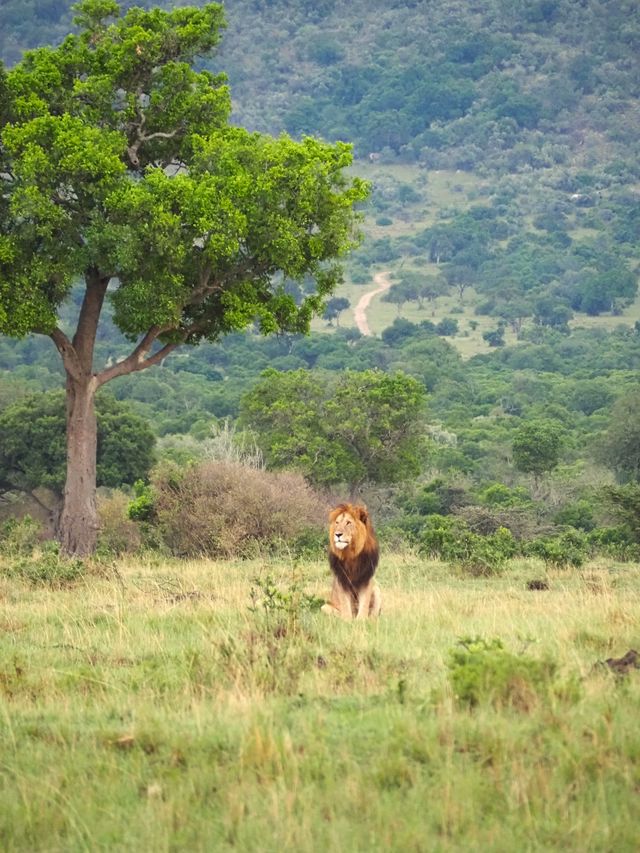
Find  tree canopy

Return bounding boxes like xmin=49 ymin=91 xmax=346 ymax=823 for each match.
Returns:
xmin=240 ymin=368 xmax=428 ymax=493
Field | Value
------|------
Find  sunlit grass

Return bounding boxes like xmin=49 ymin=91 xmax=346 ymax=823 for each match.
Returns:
xmin=1 ymin=552 xmax=639 ymax=850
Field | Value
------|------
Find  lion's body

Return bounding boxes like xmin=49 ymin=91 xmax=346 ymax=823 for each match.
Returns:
xmin=322 ymin=503 xmax=381 ymax=619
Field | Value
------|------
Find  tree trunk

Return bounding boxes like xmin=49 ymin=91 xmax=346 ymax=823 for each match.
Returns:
xmin=59 ymin=376 xmax=99 ymax=557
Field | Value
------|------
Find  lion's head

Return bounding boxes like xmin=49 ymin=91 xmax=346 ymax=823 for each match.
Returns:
xmin=329 ymin=503 xmax=372 ymax=557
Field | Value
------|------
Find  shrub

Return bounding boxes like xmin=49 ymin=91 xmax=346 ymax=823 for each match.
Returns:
xmin=436 ymin=317 xmax=459 ymax=336
xmin=524 ymin=529 xmax=588 ymax=568
xmin=448 ymin=637 xmax=576 ymax=711
xmin=0 ymin=515 xmax=42 ymax=557
xmin=5 ymin=542 xmax=85 ymax=587
xmin=127 ymin=480 xmax=155 ymax=522
xmin=98 ymin=491 xmax=143 ymax=556
xmin=587 ymin=526 xmax=640 ymax=561
xmin=477 ymin=483 xmax=531 ymax=508
xmin=554 ymin=499 xmax=596 ymax=532
xmin=417 ymin=514 xmax=517 ymax=575
xmin=147 ymin=461 xmax=327 ymax=558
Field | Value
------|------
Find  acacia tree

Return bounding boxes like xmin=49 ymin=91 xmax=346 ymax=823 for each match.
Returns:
xmin=0 ymin=1 xmax=367 ymax=555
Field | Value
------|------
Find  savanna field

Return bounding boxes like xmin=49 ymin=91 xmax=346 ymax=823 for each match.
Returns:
xmin=2 ymin=552 xmax=639 ymax=852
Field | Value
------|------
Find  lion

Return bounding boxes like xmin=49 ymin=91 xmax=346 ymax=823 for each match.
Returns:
xmin=322 ymin=503 xmax=381 ymax=619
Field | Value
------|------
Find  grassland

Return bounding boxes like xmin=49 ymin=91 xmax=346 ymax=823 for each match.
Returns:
xmin=1 ymin=553 xmax=639 ymax=851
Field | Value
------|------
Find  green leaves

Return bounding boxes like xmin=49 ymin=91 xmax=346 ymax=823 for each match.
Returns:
xmin=0 ymin=391 xmax=155 ymax=493
xmin=512 ymin=420 xmax=564 ymax=478
xmin=1 ymin=2 xmax=366 ymax=350
xmin=241 ymin=368 xmax=427 ymax=491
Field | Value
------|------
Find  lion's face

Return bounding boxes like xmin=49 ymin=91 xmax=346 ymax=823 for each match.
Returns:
xmin=329 ymin=503 xmax=370 ymax=557
xmin=331 ymin=510 xmax=357 ymax=551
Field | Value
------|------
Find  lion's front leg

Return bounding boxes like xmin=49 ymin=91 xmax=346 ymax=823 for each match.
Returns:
xmin=355 ymin=581 xmax=381 ymax=619
xmin=369 ymin=582 xmax=382 ymax=617
xmin=323 ymin=578 xmax=355 ymax=619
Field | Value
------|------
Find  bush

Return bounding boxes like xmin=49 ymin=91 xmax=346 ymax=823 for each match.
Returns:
xmin=587 ymin=526 xmax=640 ymax=562
xmin=5 ymin=542 xmax=85 ymax=587
xmin=417 ymin=514 xmax=517 ymax=575
xmin=0 ymin=515 xmax=42 ymax=557
xmin=147 ymin=461 xmax=328 ymax=558
xmin=436 ymin=317 xmax=459 ymax=336
xmin=448 ymin=636 xmax=576 ymax=711
xmin=524 ymin=529 xmax=588 ymax=568
xmin=554 ymin=499 xmax=596 ymax=532
xmin=98 ymin=491 xmax=143 ymax=556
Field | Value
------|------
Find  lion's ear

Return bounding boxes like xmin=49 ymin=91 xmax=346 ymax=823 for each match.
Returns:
xmin=356 ymin=505 xmax=369 ymax=524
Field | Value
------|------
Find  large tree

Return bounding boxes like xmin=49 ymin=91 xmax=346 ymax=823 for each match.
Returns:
xmin=598 ymin=391 xmax=640 ymax=483
xmin=0 ymin=1 xmax=367 ymax=555
xmin=512 ymin=420 xmax=564 ymax=484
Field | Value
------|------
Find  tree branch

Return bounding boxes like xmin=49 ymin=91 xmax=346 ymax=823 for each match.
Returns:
xmin=95 ymin=324 xmax=177 ymax=386
xmin=126 ymin=108 xmax=181 ymax=167
xmin=49 ymin=328 xmax=83 ymax=382
xmin=73 ymin=269 xmax=110 ymax=371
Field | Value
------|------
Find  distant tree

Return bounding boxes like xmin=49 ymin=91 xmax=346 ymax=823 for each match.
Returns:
xmin=533 ymin=298 xmax=573 ymax=332
xmin=417 ymin=274 xmax=450 ymax=313
xmin=382 ymin=283 xmax=411 ymax=314
xmin=323 ymin=296 xmax=351 ymax=327
xmin=602 ymin=484 xmax=640 ymax=543
xmin=483 ymin=323 xmax=506 ymax=347
xmin=569 ymin=379 xmax=615 ymax=416
xmin=444 ymin=264 xmax=475 ymax=302
xmin=0 ymin=1 xmax=366 ymax=555
xmin=240 ymin=368 xmax=428 ymax=494
xmin=381 ymin=318 xmax=421 ymax=346
xmin=436 ymin=317 xmax=459 ymax=337
xmin=512 ymin=420 xmax=564 ymax=483
xmin=598 ymin=391 xmax=640 ymax=482
xmin=497 ymin=297 xmax=532 ymax=334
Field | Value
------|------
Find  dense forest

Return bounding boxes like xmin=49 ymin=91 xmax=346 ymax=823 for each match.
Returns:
xmin=1 ymin=0 xmax=639 ymax=564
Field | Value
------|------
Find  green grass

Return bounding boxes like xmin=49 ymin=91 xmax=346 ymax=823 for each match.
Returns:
xmin=1 ymin=553 xmax=640 ymax=851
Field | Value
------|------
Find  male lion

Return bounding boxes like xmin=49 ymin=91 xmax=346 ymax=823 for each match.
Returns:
xmin=322 ymin=503 xmax=381 ymax=619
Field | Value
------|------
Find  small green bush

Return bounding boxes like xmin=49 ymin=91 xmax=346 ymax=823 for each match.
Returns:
xmin=554 ymin=499 xmax=596 ymax=531
xmin=0 ymin=515 xmax=42 ymax=557
xmin=127 ymin=480 xmax=155 ymax=521
xmin=587 ymin=526 xmax=640 ymax=561
xmin=448 ymin=637 xmax=577 ymax=710
xmin=524 ymin=529 xmax=588 ymax=568
xmin=5 ymin=542 xmax=85 ymax=587
xmin=418 ymin=515 xmax=516 ymax=575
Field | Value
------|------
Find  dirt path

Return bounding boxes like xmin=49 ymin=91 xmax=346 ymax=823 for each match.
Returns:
xmin=353 ymin=270 xmax=392 ymax=336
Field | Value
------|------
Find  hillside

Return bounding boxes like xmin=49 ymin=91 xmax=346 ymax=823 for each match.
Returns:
xmin=3 ymin=0 xmax=639 ymax=172
xmin=2 ymin=0 xmax=638 ymax=348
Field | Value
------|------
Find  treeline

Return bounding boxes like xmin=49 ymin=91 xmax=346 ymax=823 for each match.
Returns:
xmin=2 ymin=313 xmax=639 ymax=471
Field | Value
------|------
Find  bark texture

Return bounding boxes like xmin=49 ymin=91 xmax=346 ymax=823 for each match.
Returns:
xmin=59 ymin=376 xmax=99 ymax=556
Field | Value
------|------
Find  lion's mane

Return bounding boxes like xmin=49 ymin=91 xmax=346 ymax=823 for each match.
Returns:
xmin=328 ymin=503 xmax=379 ymax=593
